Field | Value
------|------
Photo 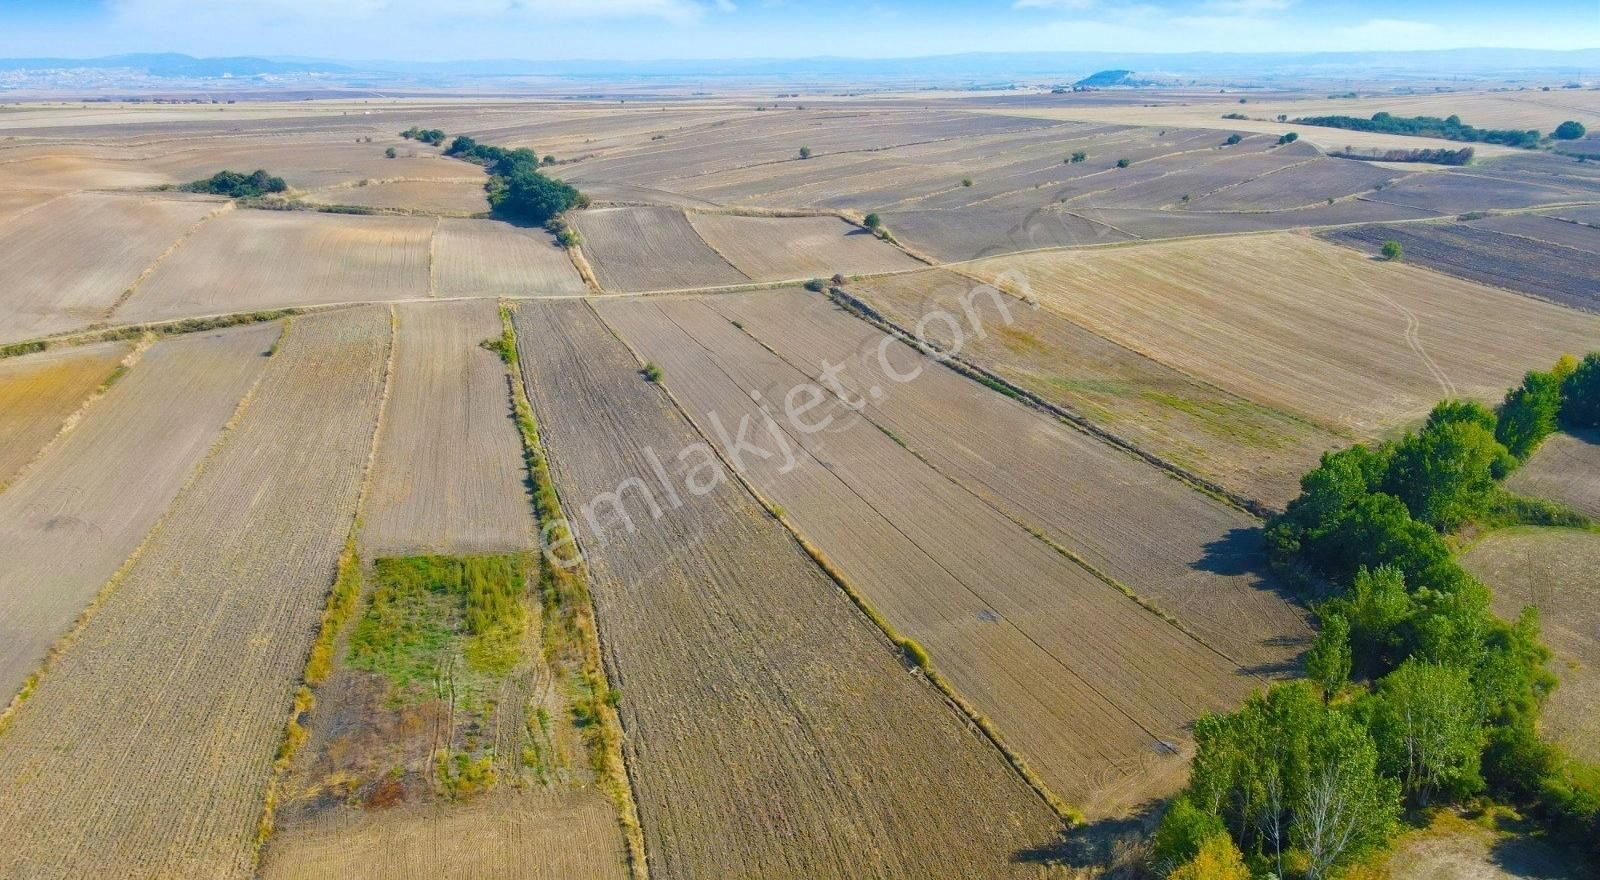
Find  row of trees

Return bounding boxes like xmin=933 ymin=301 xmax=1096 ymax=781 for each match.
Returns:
xmin=400 ymin=126 xmax=446 ymax=145
xmin=1155 ymin=353 xmax=1600 ymax=878
xmin=442 ymin=134 xmax=587 ymax=226
xmin=1292 ymin=112 xmax=1541 ymax=148
xmin=1328 ymin=146 xmax=1475 ymax=166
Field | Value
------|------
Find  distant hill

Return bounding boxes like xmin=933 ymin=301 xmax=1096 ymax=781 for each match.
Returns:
xmin=0 ymin=53 xmax=350 ymax=77
xmin=1074 ymin=70 xmax=1151 ymax=87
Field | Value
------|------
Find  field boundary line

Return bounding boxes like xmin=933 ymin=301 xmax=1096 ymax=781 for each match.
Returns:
xmin=249 ymin=306 xmax=396 ymax=866
xmin=427 ymin=216 xmax=441 ymax=297
xmin=567 ymin=244 xmax=604 ymax=294
xmin=0 ymin=307 xmax=313 ymax=361
xmin=104 ymin=199 xmax=234 ymax=321
xmin=0 ymin=319 xmax=286 ymax=735
xmin=0 ymin=334 xmax=150 ymax=497
xmin=585 ymin=300 xmax=1085 ymax=829
xmin=826 ymin=285 xmax=1277 ymax=518
xmin=501 ymin=301 xmax=649 ymax=880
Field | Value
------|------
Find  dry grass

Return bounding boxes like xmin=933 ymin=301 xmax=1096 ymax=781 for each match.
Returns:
xmin=0 ymin=308 xmax=391 ymax=879
xmin=0 ymin=340 xmax=130 ymax=487
xmin=301 ymin=178 xmax=490 ymax=215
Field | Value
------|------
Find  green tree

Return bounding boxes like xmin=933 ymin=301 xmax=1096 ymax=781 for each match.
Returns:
xmin=1371 ymin=660 xmax=1485 ymax=804
xmin=863 ymin=212 xmax=881 ymax=229
xmin=1383 ymin=411 xmax=1508 ymax=531
xmin=384 ymin=146 xmax=397 ymax=159
xmin=1496 ymin=368 xmax=1564 ymax=459
xmin=1116 ymin=158 xmax=1131 ymax=168
xmin=490 ymin=167 xmax=582 ymax=225
xmin=1152 ymin=795 xmax=1227 ymax=872
xmin=1169 ymin=833 xmax=1250 ymax=880
xmin=1561 ymin=352 xmax=1600 ymax=428
xmin=1381 ymin=239 xmax=1403 ymax=261
xmin=1279 ymin=132 xmax=1299 ymax=145
xmin=798 ymin=146 xmax=812 ymax=159
xmin=1325 ymin=566 xmax=1417 ymax=676
xmin=1224 ymin=134 xmax=1243 ymax=145
xmin=1307 ymin=613 xmax=1353 ymax=699
xmin=1554 ymin=121 xmax=1587 ymax=140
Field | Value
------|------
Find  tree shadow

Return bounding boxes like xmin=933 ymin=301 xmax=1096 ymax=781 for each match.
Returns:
xmin=1195 ymin=526 xmax=1311 ymax=675
xmin=1487 ymin=833 xmax=1588 ymax=879
xmin=1013 ymin=801 xmax=1164 ymax=875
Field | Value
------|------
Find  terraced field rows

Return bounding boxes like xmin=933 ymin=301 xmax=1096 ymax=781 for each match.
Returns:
xmin=0 ymin=308 xmax=391 ymax=879
xmin=0 ymin=324 xmax=278 ymax=703
xmin=512 ymin=299 xmax=1062 ymax=878
xmin=363 ymin=300 xmax=535 ymax=555
xmin=0 ymin=341 xmax=129 ymax=487
xmin=598 ymin=297 xmax=1257 ymax=816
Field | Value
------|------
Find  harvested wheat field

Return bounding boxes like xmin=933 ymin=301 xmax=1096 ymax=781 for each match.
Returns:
xmin=262 ymin=789 xmax=627 ymax=880
xmin=117 ymin=209 xmax=433 ymax=323
xmin=1506 ymin=431 xmax=1600 ymax=520
xmin=967 ymin=233 xmax=1600 ymax=441
xmin=0 ymin=193 xmax=223 ymax=343
xmin=599 ymin=296 xmax=1260 ymax=816
xmin=1462 ymin=528 xmax=1600 ymax=764
xmin=844 ymin=267 xmax=1342 ymax=506
xmin=0 ymin=308 xmax=391 ymax=880
xmin=0 ymin=323 xmax=277 ymax=704
xmin=571 ymin=206 xmax=747 ymax=291
xmin=362 ymin=301 xmax=534 ymax=555
xmin=512 ymin=299 xmax=1064 ymax=878
xmin=301 ymin=178 xmax=490 ymax=215
xmin=685 ymin=212 xmax=922 ymax=281
xmin=0 ymin=341 xmax=129 ymax=487
xmin=709 ymin=288 xmax=1312 ymax=672
xmin=432 ymin=218 xmax=587 ymax=297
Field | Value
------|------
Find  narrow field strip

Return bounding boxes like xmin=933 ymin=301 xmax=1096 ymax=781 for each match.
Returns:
xmin=0 ymin=308 xmax=391 ymax=880
xmin=511 ymin=299 xmax=1063 ymax=878
xmin=0 ymin=323 xmax=279 ymax=705
xmin=596 ymin=297 xmax=1256 ymax=817
xmin=361 ymin=300 xmax=536 ymax=555
xmin=0 ymin=340 xmax=130 ymax=489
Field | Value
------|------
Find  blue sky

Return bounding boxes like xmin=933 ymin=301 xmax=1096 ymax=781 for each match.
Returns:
xmin=1 ymin=0 xmax=1597 ymax=60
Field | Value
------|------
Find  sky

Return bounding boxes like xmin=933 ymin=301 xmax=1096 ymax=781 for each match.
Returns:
xmin=1 ymin=0 xmax=1597 ymax=61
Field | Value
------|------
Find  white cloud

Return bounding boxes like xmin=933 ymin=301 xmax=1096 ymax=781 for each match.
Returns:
xmin=1201 ymin=0 xmax=1294 ymax=13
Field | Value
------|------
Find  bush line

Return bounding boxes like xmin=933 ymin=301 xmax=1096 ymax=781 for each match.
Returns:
xmin=0 ymin=309 xmax=302 ymax=362
xmin=497 ymin=302 xmax=649 ymax=880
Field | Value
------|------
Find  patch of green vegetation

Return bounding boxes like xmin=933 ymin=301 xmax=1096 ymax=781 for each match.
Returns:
xmin=182 ymin=169 xmax=288 ymax=198
xmin=347 ymin=554 xmax=529 ymax=699
xmin=641 ymin=362 xmax=663 ymax=383
xmin=1141 ymin=391 xmax=1291 ymax=449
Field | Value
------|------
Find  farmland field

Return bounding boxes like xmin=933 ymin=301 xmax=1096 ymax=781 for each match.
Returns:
xmin=845 ymin=267 xmax=1341 ymax=506
xmin=1462 ymin=528 xmax=1600 ymax=763
xmin=512 ymin=299 xmax=1064 ymax=877
xmin=1506 ymin=431 xmax=1600 ymax=519
xmin=1467 ymin=213 xmax=1600 ymax=253
xmin=432 ymin=218 xmax=587 ymax=297
xmin=1324 ymin=222 xmax=1600 ymax=313
xmin=571 ymin=206 xmax=748 ymax=291
xmin=0 ymin=323 xmax=278 ymax=704
xmin=599 ymin=296 xmax=1265 ymax=816
xmin=0 ymin=193 xmax=223 ymax=342
xmin=0 ymin=341 xmax=129 ymax=487
xmin=0 ymin=308 xmax=390 ymax=880
xmin=967 ymin=233 xmax=1600 ymax=448
xmin=118 ymin=210 xmax=434 ymax=323
xmin=361 ymin=301 xmax=534 ymax=555
xmin=685 ymin=212 xmax=922 ymax=280
xmin=300 ymin=178 xmax=490 ymax=215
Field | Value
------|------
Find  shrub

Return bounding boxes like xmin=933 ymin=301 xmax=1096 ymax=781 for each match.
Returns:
xmin=642 ymin=362 xmax=663 ymax=382
xmin=961 ymin=177 xmax=973 ymax=186
xmin=1222 ymin=112 xmax=1248 ymax=120
xmin=182 ymin=169 xmax=288 ymax=198
xmin=798 ymin=146 xmax=812 ymax=159
xmin=1278 ymin=132 xmax=1299 ymax=145
xmin=1223 ymin=133 xmax=1243 ymax=145
xmin=1151 ymin=795 xmax=1226 ymax=871
xmin=1169 ymin=833 xmax=1250 ymax=880
xmin=1381 ymin=239 xmax=1402 ymax=261
xmin=863 ymin=212 xmax=881 ymax=229
xmin=556 ymin=227 xmax=583 ymax=249
xmin=1068 ymin=150 xmax=1088 ymax=163
xmin=1553 ymin=120 xmax=1587 ymax=140
xmin=803 ymin=278 xmax=826 ymax=292
xmin=1115 ymin=158 xmax=1130 ymax=168
xmin=384 ymin=146 xmax=397 ymax=158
